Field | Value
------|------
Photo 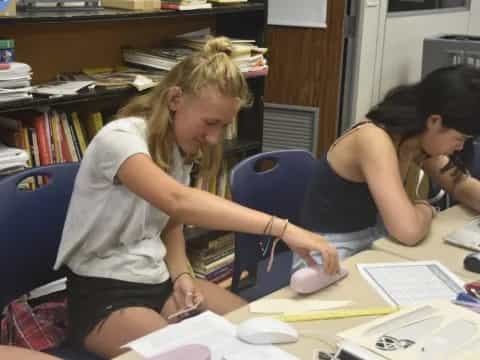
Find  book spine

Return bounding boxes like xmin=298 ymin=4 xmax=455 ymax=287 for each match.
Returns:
xmin=71 ymin=112 xmax=87 ymax=155
xmin=45 ymin=111 xmax=56 ymax=164
xmin=33 ymin=114 xmax=52 ymax=166
xmin=61 ymin=112 xmax=79 ymax=162
xmin=58 ymin=114 xmax=73 ymax=162
xmin=67 ymin=113 xmax=82 ymax=160
xmin=29 ymin=128 xmax=44 ymax=186
xmin=50 ymin=111 xmax=63 ymax=163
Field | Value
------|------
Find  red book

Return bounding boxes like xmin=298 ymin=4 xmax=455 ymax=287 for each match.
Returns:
xmin=32 ymin=113 xmax=52 ymax=166
xmin=58 ymin=116 xmax=73 ymax=162
xmin=161 ymin=2 xmax=212 ymax=10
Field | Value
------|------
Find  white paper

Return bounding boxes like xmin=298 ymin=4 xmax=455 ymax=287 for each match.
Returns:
xmin=249 ymin=299 xmax=352 ymax=314
xmin=337 ymin=300 xmax=480 ymax=360
xmin=32 ymin=81 xmax=94 ymax=95
xmin=268 ymin=0 xmax=327 ymax=28
xmin=357 ymin=261 xmax=464 ymax=307
xmin=123 ymin=311 xmax=299 ymax=360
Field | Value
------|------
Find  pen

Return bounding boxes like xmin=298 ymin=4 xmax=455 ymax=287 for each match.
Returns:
xmin=456 ymin=292 xmax=480 ymax=304
xmin=452 ymin=300 xmax=480 ymax=312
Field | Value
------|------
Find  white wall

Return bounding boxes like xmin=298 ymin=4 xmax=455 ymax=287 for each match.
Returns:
xmin=349 ymin=1 xmax=384 ymax=127
xmin=350 ymin=0 xmax=480 ymax=126
xmin=469 ymin=0 xmax=480 ymax=34
xmin=380 ymin=11 xmax=470 ymax=98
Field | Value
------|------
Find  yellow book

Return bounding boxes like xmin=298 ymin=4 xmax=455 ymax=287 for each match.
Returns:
xmin=93 ymin=112 xmax=104 ymax=133
xmin=84 ymin=112 xmax=104 ymax=141
xmin=84 ymin=113 xmax=98 ymax=141
xmin=71 ymin=112 xmax=88 ymax=155
xmin=50 ymin=111 xmax=63 ymax=163
xmin=22 ymin=127 xmax=35 ymax=190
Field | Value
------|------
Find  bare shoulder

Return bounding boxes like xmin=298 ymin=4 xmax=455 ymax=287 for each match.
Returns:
xmin=351 ymin=122 xmax=395 ymax=155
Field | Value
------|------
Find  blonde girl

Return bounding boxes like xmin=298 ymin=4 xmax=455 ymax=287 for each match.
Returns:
xmin=55 ymin=37 xmax=339 ymax=358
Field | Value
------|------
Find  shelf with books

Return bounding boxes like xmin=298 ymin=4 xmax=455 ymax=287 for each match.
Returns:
xmin=184 ymin=226 xmax=230 ymax=243
xmin=0 ymin=87 xmax=135 ymax=114
xmin=0 ymin=74 xmax=267 ymax=114
xmin=0 ymin=2 xmax=264 ymax=24
xmin=223 ymin=138 xmax=260 ymax=156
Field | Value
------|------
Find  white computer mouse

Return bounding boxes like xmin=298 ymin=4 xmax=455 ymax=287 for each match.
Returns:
xmin=236 ymin=316 xmax=299 ymax=345
xmin=290 ymin=265 xmax=348 ymax=294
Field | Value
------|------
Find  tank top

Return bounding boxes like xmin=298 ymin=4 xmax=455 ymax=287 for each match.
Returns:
xmin=300 ymin=123 xmax=379 ymax=233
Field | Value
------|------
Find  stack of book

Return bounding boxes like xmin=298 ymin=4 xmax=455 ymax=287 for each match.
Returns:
xmin=176 ymin=32 xmax=268 ymax=77
xmin=0 ymin=62 xmax=33 ymax=103
xmin=161 ymin=0 xmax=212 ymax=10
xmin=122 ymin=30 xmax=268 ymax=78
xmin=188 ymin=233 xmax=235 ymax=287
xmin=59 ymin=67 xmax=168 ymax=91
xmin=122 ymin=47 xmax=194 ymax=72
xmin=0 ymin=111 xmax=103 ymax=188
xmin=0 ymin=142 xmax=29 ymax=175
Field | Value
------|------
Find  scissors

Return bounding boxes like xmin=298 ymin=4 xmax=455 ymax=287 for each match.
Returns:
xmin=465 ymin=281 xmax=480 ymax=299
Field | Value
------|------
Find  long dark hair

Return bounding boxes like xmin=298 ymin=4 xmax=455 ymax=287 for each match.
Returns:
xmin=366 ymin=65 xmax=480 ymax=174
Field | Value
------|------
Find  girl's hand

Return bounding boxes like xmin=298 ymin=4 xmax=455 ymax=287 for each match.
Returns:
xmin=283 ymin=226 xmax=339 ymax=275
xmin=169 ymin=273 xmax=204 ymax=322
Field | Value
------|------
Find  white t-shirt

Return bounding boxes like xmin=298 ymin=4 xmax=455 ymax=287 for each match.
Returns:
xmin=54 ymin=117 xmax=193 ymax=284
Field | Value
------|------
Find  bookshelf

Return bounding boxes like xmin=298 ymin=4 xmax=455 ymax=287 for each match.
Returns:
xmin=0 ymin=2 xmax=267 ymax=248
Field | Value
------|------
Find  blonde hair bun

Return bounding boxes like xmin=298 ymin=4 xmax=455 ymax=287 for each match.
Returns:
xmin=202 ymin=36 xmax=233 ymax=57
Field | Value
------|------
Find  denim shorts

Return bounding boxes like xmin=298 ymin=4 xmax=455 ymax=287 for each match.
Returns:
xmin=65 ymin=268 xmax=173 ymax=349
xmin=292 ymin=222 xmax=387 ymax=272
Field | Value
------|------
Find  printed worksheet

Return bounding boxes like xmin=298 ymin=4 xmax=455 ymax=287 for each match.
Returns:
xmin=357 ymin=261 xmax=464 ymax=306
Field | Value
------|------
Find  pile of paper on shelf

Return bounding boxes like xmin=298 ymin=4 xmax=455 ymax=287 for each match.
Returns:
xmin=0 ymin=142 xmax=29 ymax=175
xmin=122 ymin=28 xmax=268 ymax=77
xmin=0 ymin=62 xmax=33 ymax=103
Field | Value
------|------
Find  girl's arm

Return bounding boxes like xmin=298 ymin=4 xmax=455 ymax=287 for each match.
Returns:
xmin=357 ymin=127 xmax=433 ymax=245
xmin=422 ymin=155 xmax=480 ymax=212
xmin=117 ymin=154 xmax=339 ymax=273
xmin=163 ymin=218 xmax=190 ymax=282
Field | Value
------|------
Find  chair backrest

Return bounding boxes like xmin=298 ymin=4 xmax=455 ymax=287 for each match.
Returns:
xmin=0 ymin=163 xmax=79 ymax=310
xmin=229 ymin=149 xmax=315 ymax=301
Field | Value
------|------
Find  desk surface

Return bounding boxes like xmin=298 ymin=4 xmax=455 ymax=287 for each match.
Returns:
xmin=115 ymin=250 xmax=407 ymax=360
xmin=373 ymin=205 xmax=480 ymax=280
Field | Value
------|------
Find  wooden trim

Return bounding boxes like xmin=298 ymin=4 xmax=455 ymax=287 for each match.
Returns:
xmin=1 ymin=17 xmax=214 ymax=83
xmin=264 ymin=0 xmax=346 ymax=156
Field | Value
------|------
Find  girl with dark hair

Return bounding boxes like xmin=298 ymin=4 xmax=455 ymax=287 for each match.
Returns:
xmin=296 ymin=65 xmax=480 ymax=270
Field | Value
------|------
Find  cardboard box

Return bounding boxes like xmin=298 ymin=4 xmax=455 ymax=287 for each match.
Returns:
xmin=102 ymin=0 xmax=160 ymax=10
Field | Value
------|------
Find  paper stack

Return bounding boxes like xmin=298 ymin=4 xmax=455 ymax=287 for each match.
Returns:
xmin=122 ymin=29 xmax=268 ymax=78
xmin=0 ymin=142 xmax=29 ymax=175
xmin=0 ymin=62 xmax=33 ymax=103
xmin=176 ymin=29 xmax=268 ymax=77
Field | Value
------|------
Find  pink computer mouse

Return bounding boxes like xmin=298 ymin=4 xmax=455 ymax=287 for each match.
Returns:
xmin=148 ymin=344 xmax=211 ymax=360
xmin=290 ymin=265 xmax=348 ymax=294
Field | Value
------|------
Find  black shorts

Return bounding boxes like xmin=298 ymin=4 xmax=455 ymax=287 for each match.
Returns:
xmin=65 ymin=268 xmax=173 ymax=348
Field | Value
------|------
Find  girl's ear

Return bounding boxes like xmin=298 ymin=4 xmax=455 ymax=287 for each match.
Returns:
xmin=426 ymin=114 xmax=443 ymax=131
xmin=167 ymin=86 xmax=183 ymax=112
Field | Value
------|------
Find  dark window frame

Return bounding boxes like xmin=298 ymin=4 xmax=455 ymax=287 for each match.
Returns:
xmin=388 ymin=0 xmax=469 ymax=13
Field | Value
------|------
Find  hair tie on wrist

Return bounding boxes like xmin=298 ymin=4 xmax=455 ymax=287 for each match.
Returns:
xmin=267 ymin=219 xmax=289 ymax=273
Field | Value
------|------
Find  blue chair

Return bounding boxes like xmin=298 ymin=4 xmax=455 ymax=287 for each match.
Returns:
xmin=229 ymin=149 xmax=316 ymax=301
xmin=0 ymin=163 xmax=102 ymax=360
